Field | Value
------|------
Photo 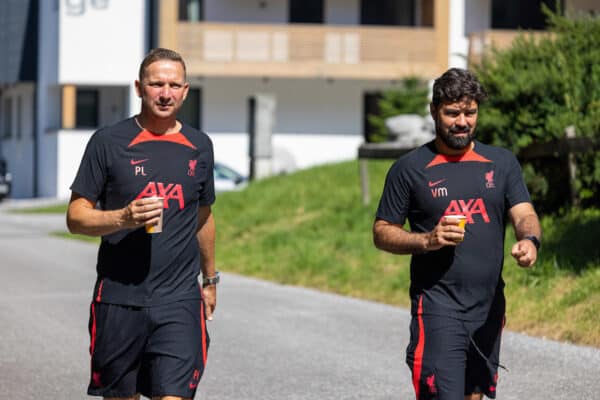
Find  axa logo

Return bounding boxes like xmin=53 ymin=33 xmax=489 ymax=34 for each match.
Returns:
xmin=485 ymin=170 xmax=496 ymax=189
xmin=136 ymin=181 xmax=184 ymax=210
xmin=429 ymin=178 xmax=448 ymax=198
xmin=442 ymin=198 xmax=490 ymax=223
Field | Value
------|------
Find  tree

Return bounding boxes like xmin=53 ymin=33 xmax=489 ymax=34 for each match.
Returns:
xmin=474 ymin=6 xmax=600 ymax=212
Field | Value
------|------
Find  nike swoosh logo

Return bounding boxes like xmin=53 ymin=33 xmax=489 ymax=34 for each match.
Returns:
xmin=130 ymin=158 xmax=149 ymax=165
xmin=189 ymin=382 xmax=199 ymax=389
xmin=428 ymin=179 xmax=446 ymax=187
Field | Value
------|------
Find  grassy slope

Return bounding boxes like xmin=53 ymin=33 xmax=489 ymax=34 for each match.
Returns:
xmin=215 ymin=160 xmax=600 ymax=347
xmin=22 ymin=160 xmax=600 ymax=346
xmin=214 ymin=160 xmax=412 ymax=307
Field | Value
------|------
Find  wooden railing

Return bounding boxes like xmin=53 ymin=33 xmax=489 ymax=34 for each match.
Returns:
xmin=468 ymin=29 xmax=550 ymax=65
xmin=175 ymin=22 xmax=442 ymax=80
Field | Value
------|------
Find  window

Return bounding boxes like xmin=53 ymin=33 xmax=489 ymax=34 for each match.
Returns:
xmin=178 ymin=88 xmax=201 ymax=129
xmin=179 ymin=0 xmax=203 ymax=22
xmin=2 ymin=98 xmax=12 ymax=139
xmin=361 ymin=0 xmax=415 ymax=26
xmin=492 ymin=0 xmax=558 ymax=29
xmin=76 ymin=89 xmax=99 ymax=128
xmin=289 ymin=0 xmax=323 ymax=23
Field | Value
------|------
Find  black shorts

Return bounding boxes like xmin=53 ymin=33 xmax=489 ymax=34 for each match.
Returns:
xmin=406 ymin=303 xmax=504 ymax=399
xmin=87 ymin=299 xmax=210 ymax=398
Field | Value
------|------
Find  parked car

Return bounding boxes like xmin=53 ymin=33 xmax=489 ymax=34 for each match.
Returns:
xmin=0 ymin=159 xmax=12 ymax=201
xmin=214 ymin=161 xmax=247 ymax=192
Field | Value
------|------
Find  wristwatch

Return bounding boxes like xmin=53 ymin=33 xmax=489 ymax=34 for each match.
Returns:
xmin=523 ymin=235 xmax=541 ymax=251
xmin=202 ymin=271 xmax=220 ymax=287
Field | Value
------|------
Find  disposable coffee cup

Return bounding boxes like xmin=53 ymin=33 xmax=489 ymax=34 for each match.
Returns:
xmin=145 ymin=197 xmax=164 ymax=234
xmin=444 ymin=215 xmax=466 ymax=242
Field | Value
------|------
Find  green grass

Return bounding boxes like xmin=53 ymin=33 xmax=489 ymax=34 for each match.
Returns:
xmin=19 ymin=160 xmax=600 ymax=346
xmin=12 ymin=204 xmax=68 ymax=214
xmin=52 ymin=231 xmax=100 ymax=244
xmin=502 ymin=208 xmax=600 ymax=346
xmin=214 ymin=160 xmax=411 ymax=305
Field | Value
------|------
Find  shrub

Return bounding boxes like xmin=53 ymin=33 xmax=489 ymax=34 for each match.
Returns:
xmin=474 ymin=6 xmax=600 ymax=212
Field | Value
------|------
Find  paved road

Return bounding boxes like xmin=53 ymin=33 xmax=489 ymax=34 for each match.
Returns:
xmin=0 ymin=203 xmax=599 ymax=399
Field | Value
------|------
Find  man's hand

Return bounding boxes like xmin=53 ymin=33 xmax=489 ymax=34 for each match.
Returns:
xmin=202 ymin=285 xmax=217 ymax=321
xmin=426 ymin=217 xmax=465 ymax=251
xmin=67 ymin=193 xmax=163 ymax=236
xmin=511 ymin=240 xmax=537 ymax=268
xmin=122 ymin=197 xmax=164 ymax=229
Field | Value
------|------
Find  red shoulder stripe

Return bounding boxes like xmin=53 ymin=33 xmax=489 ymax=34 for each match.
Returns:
xmin=426 ymin=149 xmax=491 ymax=168
xmin=128 ymin=130 xmax=197 ymax=149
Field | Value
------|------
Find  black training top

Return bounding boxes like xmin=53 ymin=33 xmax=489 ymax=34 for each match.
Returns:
xmin=71 ymin=117 xmax=215 ymax=306
xmin=376 ymin=140 xmax=531 ymax=321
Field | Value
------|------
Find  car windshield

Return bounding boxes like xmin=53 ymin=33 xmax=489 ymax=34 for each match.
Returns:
xmin=214 ymin=162 xmax=243 ymax=181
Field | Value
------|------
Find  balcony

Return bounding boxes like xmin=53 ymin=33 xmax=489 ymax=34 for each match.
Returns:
xmin=172 ymin=22 xmax=443 ymax=80
xmin=468 ymin=29 xmax=550 ymax=65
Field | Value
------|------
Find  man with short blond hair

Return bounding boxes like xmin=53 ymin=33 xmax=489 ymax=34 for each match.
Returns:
xmin=68 ymin=48 xmax=218 ymax=400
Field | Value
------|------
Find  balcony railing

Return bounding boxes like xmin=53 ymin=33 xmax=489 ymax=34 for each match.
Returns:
xmin=175 ymin=22 xmax=441 ymax=80
xmin=468 ymin=29 xmax=550 ymax=65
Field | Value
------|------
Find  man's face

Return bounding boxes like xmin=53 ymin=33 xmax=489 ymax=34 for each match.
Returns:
xmin=431 ymin=98 xmax=479 ymax=150
xmin=135 ymin=60 xmax=189 ymax=120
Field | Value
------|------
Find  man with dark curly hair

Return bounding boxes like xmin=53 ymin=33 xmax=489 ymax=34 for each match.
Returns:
xmin=373 ymin=68 xmax=541 ymax=400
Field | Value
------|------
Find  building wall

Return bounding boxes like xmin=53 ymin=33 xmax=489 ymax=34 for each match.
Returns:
xmin=57 ymin=129 xmax=96 ymax=199
xmin=36 ymin=1 xmax=60 ymax=198
xmin=35 ymin=0 xmax=147 ymax=198
xmin=59 ymin=0 xmax=146 ymax=85
xmin=0 ymin=0 xmax=38 ymax=84
xmin=202 ymin=77 xmax=402 ymax=176
xmin=6 ymin=0 xmax=507 ymax=199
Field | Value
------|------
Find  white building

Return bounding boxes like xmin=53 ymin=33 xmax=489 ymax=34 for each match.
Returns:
xmin=1 ymin=0 xmax=598 ymax=199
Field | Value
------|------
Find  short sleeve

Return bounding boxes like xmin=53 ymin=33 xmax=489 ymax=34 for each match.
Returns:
xmin=70 ymin=130 xmax=108 ymax=202
xmin=375 ymin=161 xmax=411 ymax=225
xmin=198 ymin=137 xmax=216 ymax=206
xmin=504 ymin=152 xmax=531 ymax=207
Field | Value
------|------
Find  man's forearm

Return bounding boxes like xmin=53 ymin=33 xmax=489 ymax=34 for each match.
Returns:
xmin=513 ymin=212 xmax=541 ymax=241
xmin=67 ymin=200 xmax=128 ymax=237
xmin=197 ymin=210 xmax=216 ymax=277
xmin=508 ymin=203 xmax=542 ymax=267
xmin=373 ymin=221 xmax=428 ymax=255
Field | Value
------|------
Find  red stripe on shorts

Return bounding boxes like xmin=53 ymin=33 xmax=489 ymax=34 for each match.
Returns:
xmin=412 ymin=296 xmax=425 ymax=399
xmin=89 ymin=302 xmax=97 ymax=356
xmin=200 ymin=295 xmax=208 ymax=365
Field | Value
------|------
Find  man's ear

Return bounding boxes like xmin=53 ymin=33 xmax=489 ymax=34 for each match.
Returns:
xmin=429 ymin=103 xmax=436 ymax=119
xmin=134 ymin=80 xmax=142 ymax=98
xmin=182 ymin=82 xmax=190 ymax=101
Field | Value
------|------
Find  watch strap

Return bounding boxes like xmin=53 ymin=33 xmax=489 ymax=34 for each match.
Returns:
xmin=523 ymin=235 xmax=541 ymax=250
xmin=202 ymin=271 xmax=220 ymax=286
